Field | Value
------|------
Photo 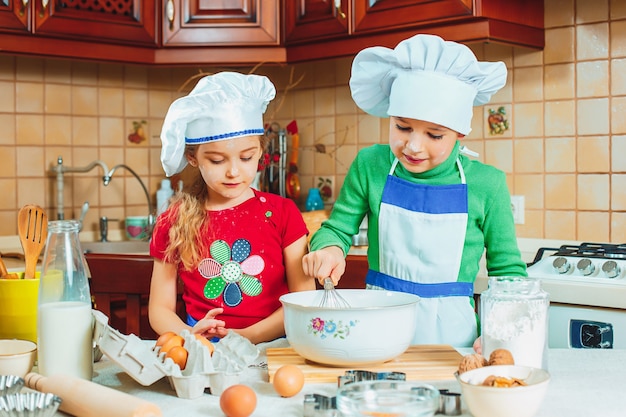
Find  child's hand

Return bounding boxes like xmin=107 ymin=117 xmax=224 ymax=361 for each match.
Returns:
xmin=192 ymin=308 xmax=227 ymax=338
xmin=302 ymin=246 xmax=346 ymax=286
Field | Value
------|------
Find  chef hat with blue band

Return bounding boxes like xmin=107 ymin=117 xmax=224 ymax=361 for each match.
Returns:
xmin=350 ymin=34 xmax=507 ymax=135
xmin=160 ymin=72 xmax=276 ymax=176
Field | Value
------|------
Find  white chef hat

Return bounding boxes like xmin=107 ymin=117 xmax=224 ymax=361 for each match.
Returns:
xmin=160 ymin=72 xmax=276 ymax=176
xmin=350 ymin=34 xmax=506 ymax=135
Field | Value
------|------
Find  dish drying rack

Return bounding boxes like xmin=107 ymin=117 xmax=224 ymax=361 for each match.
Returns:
xmin=260 ymin=122 xmax=287 ymax=197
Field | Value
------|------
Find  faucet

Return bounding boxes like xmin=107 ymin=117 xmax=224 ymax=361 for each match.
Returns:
xmin=51 ymin=156 xmax=110 ymax=220
xmin=103 ymin=164 xmax=155 ymax=237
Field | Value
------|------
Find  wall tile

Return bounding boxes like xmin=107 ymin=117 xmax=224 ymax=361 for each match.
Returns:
xmin=484 ymin=140 xmax=513 ymax=173
xmin=514 ymin=138 xmax=543 ymax=173
xmin=545 ymin=174 xmax=576 ymax=209
xmin=99 ymin=117 xmax=125 ymax=147
xmin=0 ymin=55 xmax=15 ymax=81
xmin=545 ymin=137 xmax=576 ymax=172
xmin=576 ymin=0 xmax=608 ymax=23
xmin=611 ymin=174 xmax=626 ymax=210
xmin=610 ymin=20 xmax=626 ymax=58
xmin=611 ymin=58 xmax=626 ymax=95
xmin=577 ymin=98 xmax=609 ymax=135
xmin=16 ymin=82 xmax=44 ymax=113
xmin=545 ymin=210 xmax=576 ymax=240
xmin=16 ymin=146 xmax=44 ymax=177
xmin=72 ymin=117 xmax=98 ymax=147
xmin=513 ymin=102 xmax=543 ymax=137
xmin=356 ymin=114 xmax=381 ymax=145
xmin=16 ymin=57 xmax=43 ymax=82
xmin=15 ymin=115 xmax=44 ymax=145
xmin=99 ymin=87 xmax=124 ymax=117
xmin=71 ymin=86 xmax=98 ymax=116
xmin=44 ymin=59 xmax=71 ymax=84
xmin=577 ymin=23 xmax=609 ymax=60
xmin=611 ymin=96 xmax=626 ymax=134
xmin=544 ymin=64 xmax=575 ymax=100
xmin=513 ymin=67 xmax=543 ymax=102
xmin=577 ymin=174 xmax=609 ymax=210
xmin=611 ymin=135 xmax=626 ymax=172
xmin=0 ymin=179 xmax=17 ymax=210
xmin=45 ymin=84 xmax=72 ymax=114
xmin=545 ymin=100 xmax=576 ymax=136
xmin=124 ymin=89 xmax=149 ymax=118
xmin=576 ymin=60 xmax=609 ymax=97
xmin=515 ymin=174 xmax=544 ymax=209
xmin=545 ymin=0 xmax=575 ymax=28
xmin=0 ymin=81 xmax=15 ymax=112
xmin=0 ymin=114 xmax=15 ymax=145
xmin=45 ymin=115 xmax=72 ymax=145
xmin=293 ymin=89 xmax=315 ymax=118
xmin=577 ymin=136 xmax=610 ymax=172
xmin=314 ymin=87 xmax=336 ymax=117
xmin=71 ymin=61 xmax=98 ymax=86
xmin=545 ymin=28 xmax=575 ymax=64
xmin=610 ymin=212 xmax=626 ymax=242
xmin=612 ymin=0 xmax=626 ymax=19
xmin=0 ymin=146 xmax=16 ymax=177
xmin=577 ymin=211 xmax=610 ymax=241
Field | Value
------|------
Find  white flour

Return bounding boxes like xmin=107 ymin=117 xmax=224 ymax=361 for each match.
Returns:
xmin=482 ymin=299 xmax=548 ymax=369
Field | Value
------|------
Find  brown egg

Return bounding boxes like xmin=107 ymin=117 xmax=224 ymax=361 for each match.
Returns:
xmin=220 ymin=384 xmax=256 ymax=417
xmin=155 ymin=331 xmax=177 ymax=348
xmin=159 ymin=334 xmax=184 ymax=354
xmin=165 ymin=345 xmax=188 ymax=370
xmin=194 ymin=334 xmax=215 ymax=356
xmin=272 ymin=364 xmax=304 ymax=397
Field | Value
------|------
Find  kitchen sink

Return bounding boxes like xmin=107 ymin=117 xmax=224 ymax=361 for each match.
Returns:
xmin=80 ymin=240 xmax=150 ymax=255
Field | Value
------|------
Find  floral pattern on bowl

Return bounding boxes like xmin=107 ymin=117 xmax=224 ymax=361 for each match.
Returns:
xmin=308 ymin=317 xmax=358 ymax=339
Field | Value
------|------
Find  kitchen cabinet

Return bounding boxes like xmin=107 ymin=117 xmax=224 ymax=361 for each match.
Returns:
xmin=0 ymin=0 xmax=157 ymax=46
xmin=162 ymin=0 xmax=279 ymax=47
xmin=285 ymin=0 xmax=544 ymax=62
xmin=338 ymin=254 xmax=368 ymax=289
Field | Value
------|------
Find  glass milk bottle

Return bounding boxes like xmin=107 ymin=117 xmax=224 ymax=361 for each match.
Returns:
xmin=480 ymin=276 xmax=549 ymax=370
xmin=38 ymin=220 xmax=93 ymax=380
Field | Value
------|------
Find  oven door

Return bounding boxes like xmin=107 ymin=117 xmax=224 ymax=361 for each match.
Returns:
xmin=549 ymin=303 xmax=626 ymax=349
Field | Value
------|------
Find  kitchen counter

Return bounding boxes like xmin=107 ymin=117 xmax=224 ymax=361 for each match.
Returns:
xmin=50 ymin=342 xmax=625 ymax=417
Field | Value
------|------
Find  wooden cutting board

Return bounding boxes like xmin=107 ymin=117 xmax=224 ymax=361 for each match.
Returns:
xmin=267 ymin=345 xmax=462 ymax=383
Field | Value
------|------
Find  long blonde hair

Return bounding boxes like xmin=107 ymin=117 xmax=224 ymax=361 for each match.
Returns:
xmin=162 ymin=135 xmax=268 ymax=270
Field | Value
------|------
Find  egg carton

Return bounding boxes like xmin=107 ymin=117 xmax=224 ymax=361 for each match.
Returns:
xmin=92 ymin=310 xmax=260 ymax=399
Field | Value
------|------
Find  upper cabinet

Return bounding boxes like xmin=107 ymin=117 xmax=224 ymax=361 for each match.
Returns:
xmin=0 ymin=0 xmax=543 ymax=65
xmin=0 ymin=0 xmax=157 ymax=46
xmin=285 ymin=0 xmax=544 ymax=62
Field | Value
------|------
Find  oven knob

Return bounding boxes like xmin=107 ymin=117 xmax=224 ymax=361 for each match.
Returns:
xmin=601 ymin=260 xmax=620 ymax=278
xmin=552 ymin=257 xmax=571 ymax=274
xmin=576 ymin=258 xmax=595 ymax=276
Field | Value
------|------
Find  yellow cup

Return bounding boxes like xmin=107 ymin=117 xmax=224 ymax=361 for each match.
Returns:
xmin=0 ymin=273 xmax=40 ymax=343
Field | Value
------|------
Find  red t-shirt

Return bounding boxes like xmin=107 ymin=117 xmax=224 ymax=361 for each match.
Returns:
xmin=150 ymin=191 xmax=308 ymax=329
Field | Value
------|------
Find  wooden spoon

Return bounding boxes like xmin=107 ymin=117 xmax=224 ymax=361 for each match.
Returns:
xmin=0 ymin=254 xmax=19 ymax=279
xmin=18 ymin=205 xmax=48 ymax=279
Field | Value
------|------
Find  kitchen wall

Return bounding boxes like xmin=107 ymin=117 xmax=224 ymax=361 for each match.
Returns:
xmin=1 ymin=0 xmax=625 ymax=243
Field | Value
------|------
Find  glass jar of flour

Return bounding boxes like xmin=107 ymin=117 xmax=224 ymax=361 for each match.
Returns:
xmin=480 ymin=276 xmax=549 ymax=370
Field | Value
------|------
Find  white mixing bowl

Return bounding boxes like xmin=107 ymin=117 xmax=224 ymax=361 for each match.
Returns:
xmin=280 ymin=289 xmax=420 ymax=366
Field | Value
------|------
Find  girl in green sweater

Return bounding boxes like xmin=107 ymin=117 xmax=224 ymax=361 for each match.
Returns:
xmin=302 ymin=34 xmax=527 ymax=348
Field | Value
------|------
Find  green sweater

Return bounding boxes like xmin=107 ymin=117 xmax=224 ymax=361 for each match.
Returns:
xmin=310 ymin=142 xmax=527 ymax=284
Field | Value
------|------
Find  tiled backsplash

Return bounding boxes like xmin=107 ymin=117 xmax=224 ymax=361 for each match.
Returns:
xmin=1 ymin=0 xmax=626 ymax=242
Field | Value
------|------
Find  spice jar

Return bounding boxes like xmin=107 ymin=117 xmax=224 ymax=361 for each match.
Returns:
xmin=37 ymin=220 xmax=93 ymax=380
xmin=480 ymin=276 xmax=549 ymax=370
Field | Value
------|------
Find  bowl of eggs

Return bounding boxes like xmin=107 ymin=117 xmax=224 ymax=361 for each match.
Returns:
xmin=280 ymin=289 xmax=420 ymax=366
xmin=456 ymin=364 xmax=550 ymax=417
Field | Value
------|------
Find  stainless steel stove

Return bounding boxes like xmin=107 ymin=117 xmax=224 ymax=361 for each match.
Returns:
xmin=526 ymin=242 xmax=626 ymax=349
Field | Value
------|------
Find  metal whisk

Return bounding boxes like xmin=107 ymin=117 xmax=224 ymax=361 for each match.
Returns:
xmin=319 ymin=277 xmax=351 ymax=309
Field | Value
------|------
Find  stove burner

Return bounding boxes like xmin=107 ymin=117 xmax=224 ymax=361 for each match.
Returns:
xmin=529 ymin=242 xmax=626 ymax=266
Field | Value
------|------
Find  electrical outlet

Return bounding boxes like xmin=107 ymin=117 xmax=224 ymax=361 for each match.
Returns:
xmin=510 ymin=195 xmax=525 ymax=224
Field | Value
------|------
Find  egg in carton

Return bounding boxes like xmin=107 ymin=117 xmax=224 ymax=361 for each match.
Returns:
xmin=92 ymin=309 xmax=260 ymax=399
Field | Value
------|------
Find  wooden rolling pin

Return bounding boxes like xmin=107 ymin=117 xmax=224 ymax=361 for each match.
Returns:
xmin=25 ymin=373 xmax=162 ymax=417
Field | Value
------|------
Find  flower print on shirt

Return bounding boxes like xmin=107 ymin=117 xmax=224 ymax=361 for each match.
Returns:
xmin=198 ymin=239 xmax=264 ymax=307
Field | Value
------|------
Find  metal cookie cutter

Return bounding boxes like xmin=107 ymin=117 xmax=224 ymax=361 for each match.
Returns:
xmin=337 ymin=370 xmax=406 ymax=387
xmin=438 ymin=389 xmax=462 ymax=416
xmin=303 ymin=393 xmax=337 ymax=417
